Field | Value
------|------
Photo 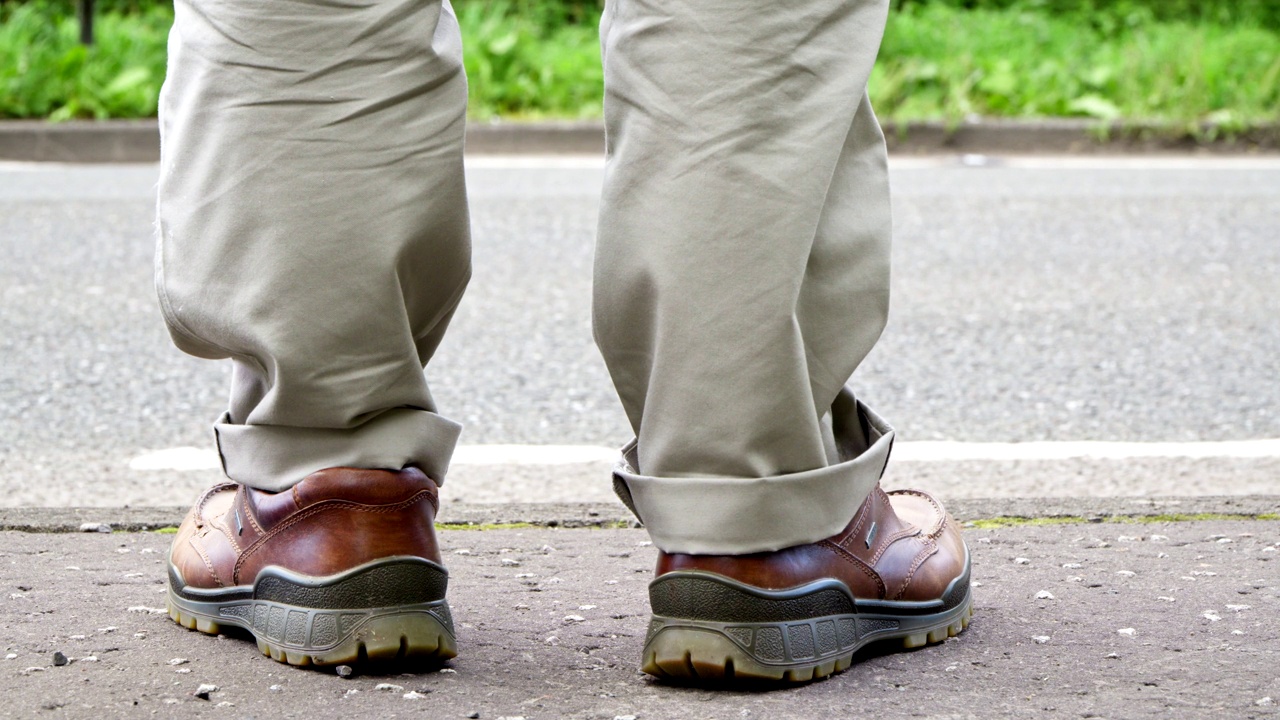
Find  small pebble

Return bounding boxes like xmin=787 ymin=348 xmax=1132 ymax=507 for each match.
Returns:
xmin=1105 ymin=653 xmax=1120 ymax=659
xmin=1262 ymin=547 xmax=1277 ymax=553
xmin=79 ymin=656 xmax=98 ymax=663
xmin=1232 ymin=630 xmax=1245 ymax=636
xmin=98 ymin=627 xmax=117 ymax=634
xmin=175 ymin=668 xmax=191 ymax=674
xmin=1150 ymin=535 xmax=1169 ymax=542
xmin=1062 ymin=563 xmax=1082 ymax=569
xmin=21 ymin=667 xmax=44 ymax=675
xmin=127 ymin=606 xmax=166 ymax=615
xmin=335 ymin=665 xmax=353 ymax=678
xmin=500 ymin=559 xmax=521 ymax=567
xmin=1013 ymin=558 xmax=1031 ymax=565
xmin=342 ymin=689 xmax=360 ymax=698
xmin=375 ymin=683 xmax=404 ymax=692
xmin=1157 ymin=552 xmax=1169 ymax=558
xmin=440 ymin=668 xmax=457 ymax=674
xmin=1117 ymin=628 xmax=1136 ymax=636
xmin=79 ymin=523 xmax=112 ymax=533
xmin=1202 ymin=611 xmax=1221 ymax=622
xmin=194 ymin=683 xmax=218 ymax=700
xmin=563 ymin=615 xmax=585 ymax=623
xmin=1031 ymin=636 xmax=1050 ymax=644
xmin=403 ymin=691 xmax=429 ymax=700
xmin=1226 ymin=604 xmax=1251 ymax=612
xmin=217 ymin=701 xmax=234 ymax=708
xmin=1115 ymin=570 xmax=1136 ymax=577
xmin=466 ymin=713 xmax=481 ymax=719
xmin=1258 ymin=697 xmax=1274 ymax=707
xmin=1216 ymin=538 xmax=1234 ymax=544
xmin=578 ymin=605 xmax=597 ymax=611
xmin=52 ymin=652 xmax=68 ymax=667
xmin=68 ymin=635 xmax=86 ymax=641
xmin=5 ymin=653 xmax=16 ymax=660
xmin=169 ymin=658 xmax=189 ymax=666
xmin=1157 ymin=596 xmax=1175 ymax=602
xmin=454 ymin=549 xmax=472 ymax=555
xmin=1035 ymin=591 xmax=1055 ymax=600
xmin=269 ymin=685 xmax=283 ymax=691
xmin=615 ymin=715 xmax=638 ymax=720
xmin=545 ymin=636 xmax=559 ymax=646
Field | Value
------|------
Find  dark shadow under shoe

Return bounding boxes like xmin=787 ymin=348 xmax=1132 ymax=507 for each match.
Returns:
xmin=642 ymin=486 xmax=972 ymax=682
xmin=166 ymin=467 xmax=456 ymax=667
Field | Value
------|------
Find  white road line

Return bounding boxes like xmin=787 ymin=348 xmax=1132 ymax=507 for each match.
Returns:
xmin=892 ymin=439 xmax=1280 ymax=462
xmin=128 ymin=440 xmax=1280 ymax=472
xmin=450 ymin=444 xmax=618 ymax=465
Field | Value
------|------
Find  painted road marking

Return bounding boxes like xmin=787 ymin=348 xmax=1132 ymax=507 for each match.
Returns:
xmin=128 ymin=439 xmax=1280 ymax=472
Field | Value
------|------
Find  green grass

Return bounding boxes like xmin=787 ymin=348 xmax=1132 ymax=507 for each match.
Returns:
xmin=872 ymin=3 xmax=1280 ymax=133
xmin=0 ymin=1 xmax=169 ymax=119
xmin=2 ymin=0 xmax=1277 ymax=136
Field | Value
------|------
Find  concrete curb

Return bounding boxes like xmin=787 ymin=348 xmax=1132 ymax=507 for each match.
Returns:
xmin=2 ymin=119 xmax=1277 ymax=163
xmin=2 ymin=496 xmax=1276 ymax=533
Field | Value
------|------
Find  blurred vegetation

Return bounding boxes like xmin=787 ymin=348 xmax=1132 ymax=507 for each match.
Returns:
xmin=1 ymin=0 xmax=1277 ymax=135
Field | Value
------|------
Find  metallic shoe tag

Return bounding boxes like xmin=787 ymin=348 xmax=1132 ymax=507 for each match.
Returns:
xmin=865 ymin=521 xmax=878 ymax=549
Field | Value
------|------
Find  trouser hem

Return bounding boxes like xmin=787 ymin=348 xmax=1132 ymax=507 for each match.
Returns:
xmin=613 ymin=387 xmax=893 ymax=555
xmin=214 ymin=408 xmax=462 ymax=492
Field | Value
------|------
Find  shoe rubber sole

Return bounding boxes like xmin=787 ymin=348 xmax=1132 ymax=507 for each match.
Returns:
xmin=640 ymin=558 xmax=973 ymax=682
xmin=166 ymin=556 xmax=456 ymax=667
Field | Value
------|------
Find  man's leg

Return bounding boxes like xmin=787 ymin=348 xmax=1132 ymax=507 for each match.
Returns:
xmin=157 ymin=0 xmax=468 ymax=664
xmin=596 ymin=0 xmax=972 ymax=679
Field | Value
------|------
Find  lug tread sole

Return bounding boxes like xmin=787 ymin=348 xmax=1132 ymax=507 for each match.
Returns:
xmin=641 ymin=599 xmax=973 ymax=683
xmin=166 ymin=597 xmax=457 ymax=667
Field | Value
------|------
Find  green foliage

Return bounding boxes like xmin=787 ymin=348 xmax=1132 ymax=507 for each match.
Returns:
xmin=871 ymin=3 xmax=1280 ymax=131
xmin=890 ymin=0 xmax=1280 ymax=31
xmin=1 ymin=0 xmax=1277 ymax=135
xmin=454 ymin=0 xmax=604 ymax=119
xmin=0 ymin=0 xmax=170 ymax=119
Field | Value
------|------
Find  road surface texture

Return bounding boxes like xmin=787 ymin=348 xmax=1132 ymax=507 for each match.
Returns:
xmin=1 ymin=156 xmax=1278 ymax=507
xmin=1 ymin=521 xmax=1277 ymax=719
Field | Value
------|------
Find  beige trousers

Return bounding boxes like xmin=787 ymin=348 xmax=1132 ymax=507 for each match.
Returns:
xmin=156 ymin=0 xmax=895 ymax=554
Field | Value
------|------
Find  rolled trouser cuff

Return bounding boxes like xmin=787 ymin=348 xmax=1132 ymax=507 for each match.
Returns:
xmin=215 ymin=408 xmax=462 ymax=492
xmin=613 ymin=388 xmax=894 ymax=555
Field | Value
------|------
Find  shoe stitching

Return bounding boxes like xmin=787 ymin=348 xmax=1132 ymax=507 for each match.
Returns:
xmin=233 ymin=491 xmax=437 ymax=582
xmin=239 ymin=487 xmax=264 ymax=536
xmin=209 ymin=511 xmax=241 ymax=554
xmin=886 ymin=489 xmax=945 ymax=537
xmin=818 ymin=539 xmax=887 ymax=599
xmin=188 ymin=535 xmax=224 ymax=588
xmin=892 ymin=538 xmax=938 ymax=601
xmin=870 ymin=527 xmax=923 ymax=565
xmin=194 ymin=483 xmax=236 ymax=527
xmin=837 ymin=498 xmax=872 ymax=549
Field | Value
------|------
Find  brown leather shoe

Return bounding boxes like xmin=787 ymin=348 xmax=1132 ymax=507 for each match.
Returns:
xmin=641 ymin=486 xmax=972 ymax=681
xmin=166 ymin=467 xmax=456 ymax=666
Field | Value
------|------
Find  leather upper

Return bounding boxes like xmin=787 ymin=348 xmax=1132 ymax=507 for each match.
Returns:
xmin=169 ymin=467 xmax=443 ymax=590
xmin=655 ymin=487 xmax=967 ymax=603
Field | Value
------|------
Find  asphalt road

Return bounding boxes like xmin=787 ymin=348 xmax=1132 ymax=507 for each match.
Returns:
xmin=1 ymin=157 xmax=1278 ymax=507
